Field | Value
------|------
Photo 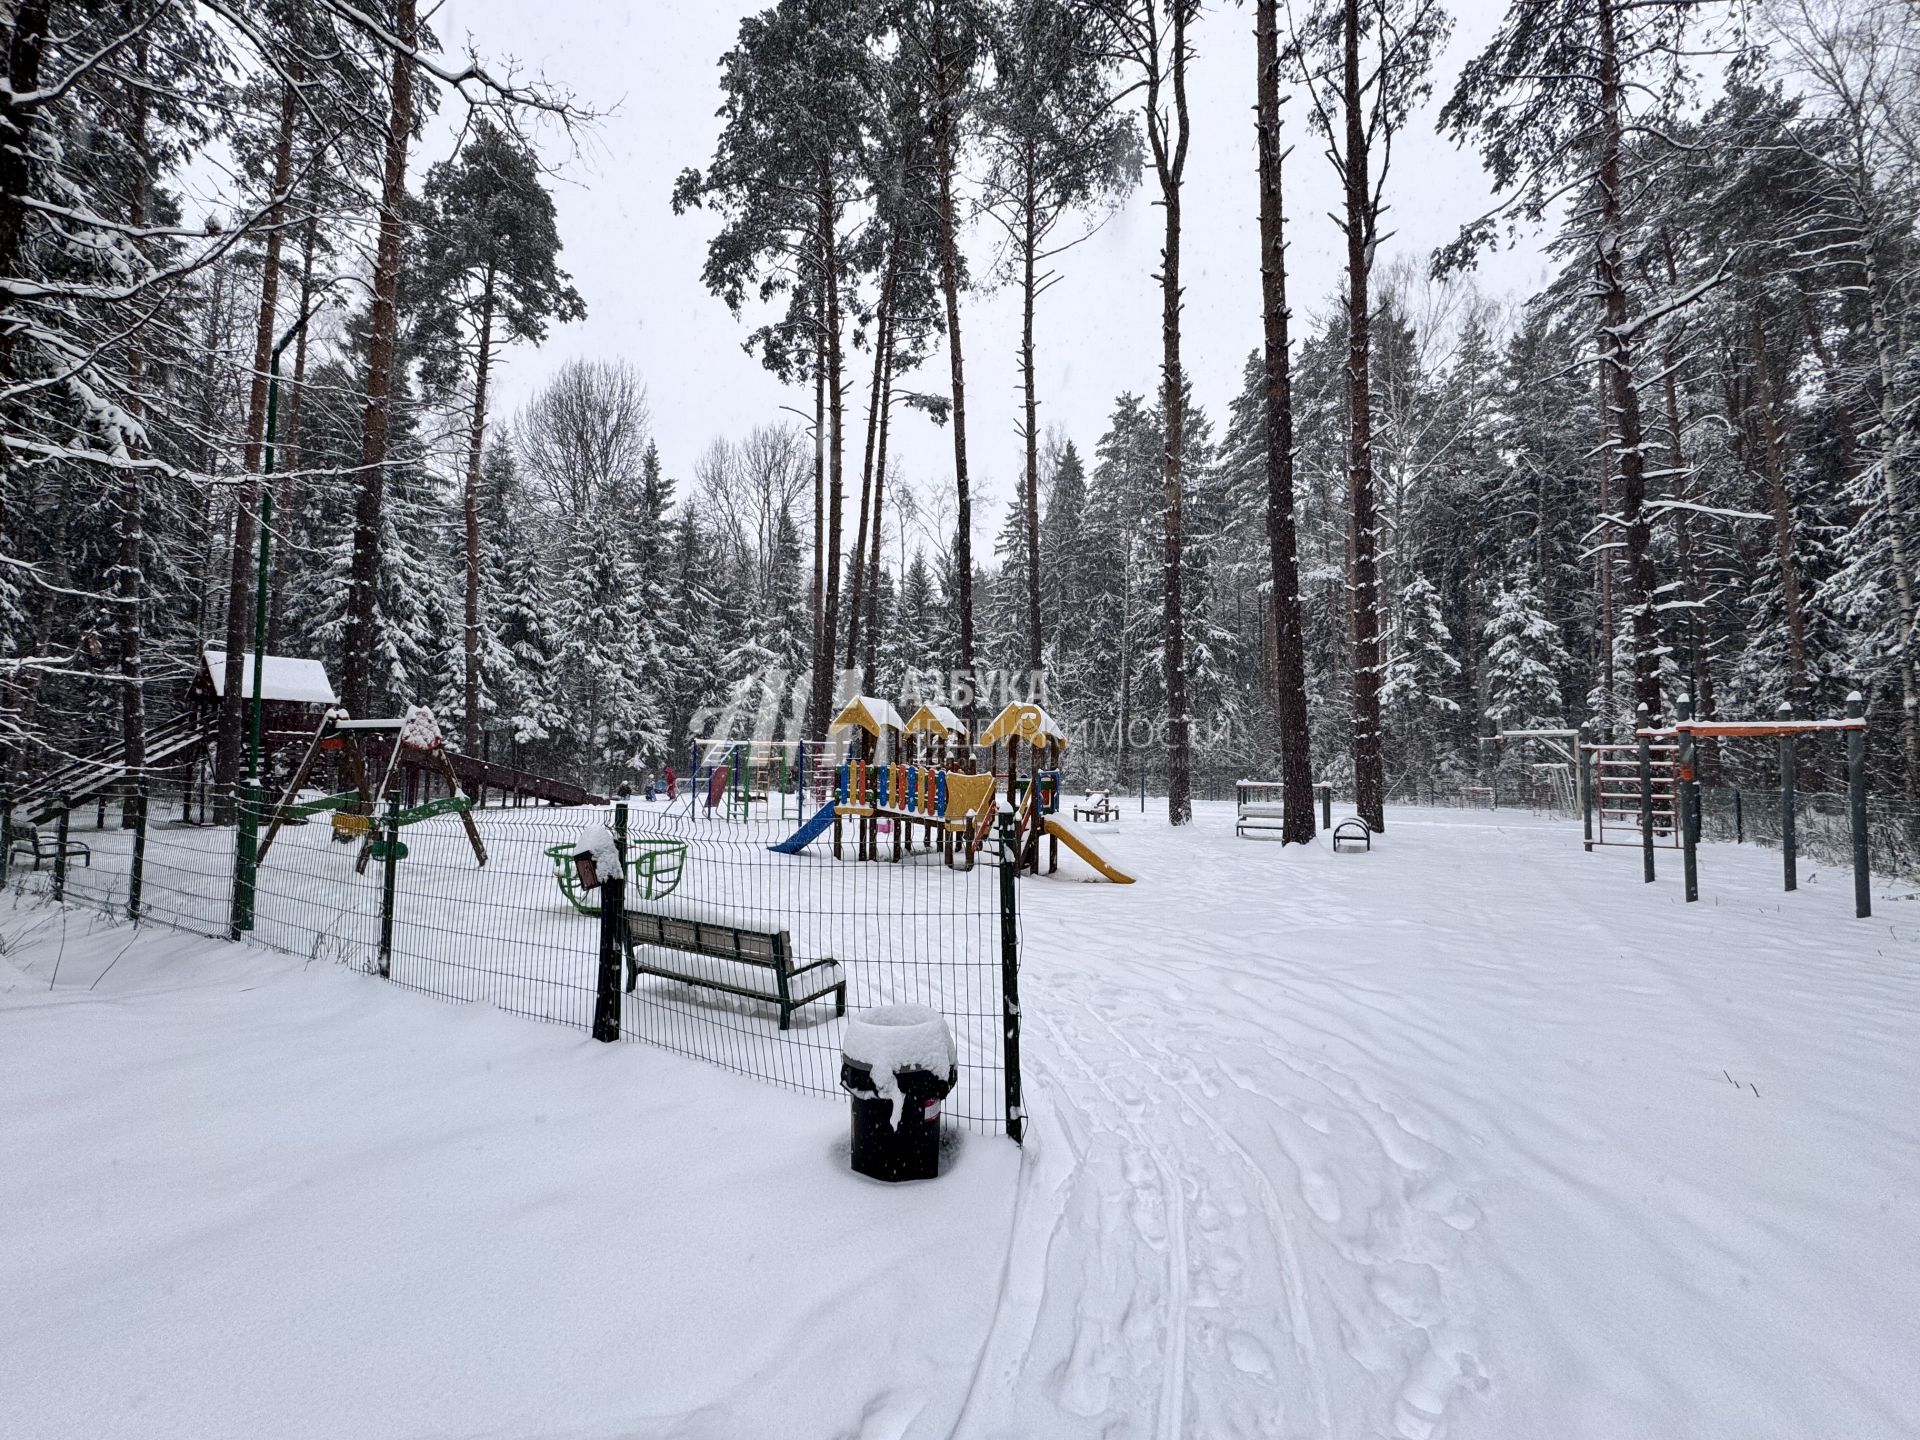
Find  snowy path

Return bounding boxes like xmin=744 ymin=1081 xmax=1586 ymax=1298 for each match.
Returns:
xmin=960 ymin=803 xmax=1919 ymax=1440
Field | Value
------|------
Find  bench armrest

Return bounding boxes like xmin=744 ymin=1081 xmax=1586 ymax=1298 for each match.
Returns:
xmin=787 ymin=955 xmax=841 ymax=979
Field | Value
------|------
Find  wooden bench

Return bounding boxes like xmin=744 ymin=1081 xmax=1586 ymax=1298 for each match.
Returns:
xmin=1332 ymin=817 xmax=1372 ymax=852
xmin=7 ymin=823 xmax=91 ymax=871
xmin=1073 ymin=795 xmax=1117 ymax=824
xmin=623 ymin=908 xmax=845 ymax=1031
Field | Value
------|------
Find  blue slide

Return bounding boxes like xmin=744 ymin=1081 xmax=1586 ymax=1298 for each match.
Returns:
xmin=769 ymin=800 xmax=837 ymax=854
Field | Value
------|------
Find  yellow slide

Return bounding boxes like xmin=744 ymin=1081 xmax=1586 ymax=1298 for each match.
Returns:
xmin=1042 ymin=818 xmax=1136 ymax=884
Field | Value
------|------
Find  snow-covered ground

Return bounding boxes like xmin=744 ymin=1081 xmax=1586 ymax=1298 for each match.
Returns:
xmin=5 ymin=802 xmax=1917 ymax=1438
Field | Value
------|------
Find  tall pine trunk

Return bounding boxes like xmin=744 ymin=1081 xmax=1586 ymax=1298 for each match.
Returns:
xmin=863 ymin=320 xmax=896 ymax=688
xmin=1594 ymin=0 xmax=1661 ymax=719
xmin=116 ymin=31 xmax=154 ymax=801
xmin=462 ymin=272 xmax=497 ymax=754
xmin=807 ymin=312 xmax=825 ymax=738
xmin=0 ymin=0 xmax=50 ymax=395
xmin=220 ymin=79 xmax=297 ymax=807
xmin=816 ymin=175 xmax=846 ymax=724
xmin=1658 ymin=230 xmax=1702 ymax=716
xmin=1342 ymin=0 xmax=1384 ymax=830
xmin=1020 ymin=144 xmax=1042 ymax=676
xmin=341 ymin=0 xmax=417 ymax=720
xmin=1255 ymin=0 xmax=1313 ymax=842
xmin=930 ymin=0 xmax=976 ymax=716
xmin=1748 ymin=310 xmax=1808 ymax=695
xmin=269 ymin=208 xmax=318 ymax=654
xmin=1141 ymin=0 xmax=1195 ymax=826
xmin=846 ymin=255 xmax=893 ymax=668
xmin=1595 ymin=360 xmax=1616 ymax=727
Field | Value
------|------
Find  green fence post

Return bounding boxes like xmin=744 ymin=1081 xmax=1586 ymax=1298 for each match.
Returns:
xmin=996 ymin=810 xmax=1026 ymax=1144
xmin=1733 ymin=788 xmax=1743 ymax=844
xmin=1778 ymin=700 xmax=1797 ymax=893
xmin=1847 ymin=691 xmax=1870 ymax=920
xmin=128 ymin=781 xmax=147 ymax=922
xmin=377 ymin=788 xmax=401 ymax=978
xmin=1636 ymin=704 xmax=1655 ymax=884
xmin=52 ymin=792 xmax=71 ymax=903
xmin=0 ymin=781 xmax=12 ymax=888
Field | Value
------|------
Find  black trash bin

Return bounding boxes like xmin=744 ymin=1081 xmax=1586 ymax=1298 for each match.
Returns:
xmin=840 ymin=1004 xmax=957 ymax=1182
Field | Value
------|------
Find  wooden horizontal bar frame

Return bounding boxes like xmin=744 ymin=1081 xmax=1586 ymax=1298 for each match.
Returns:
xmin=1638 ymin=719 xmax=1868 ymax=739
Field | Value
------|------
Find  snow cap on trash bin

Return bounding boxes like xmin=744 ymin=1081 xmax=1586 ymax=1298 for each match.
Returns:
xmin=843 ymin=1004 xmax=956 ymax=1129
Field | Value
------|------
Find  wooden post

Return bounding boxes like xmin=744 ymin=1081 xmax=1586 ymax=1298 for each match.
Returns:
xmin=1677 ymin=696 xmax=1698 ymax=903
xmin=0 ymin=781 xmax=13 ymax=888
xmin=1778 ymin=700 xmax=1797 ymax=893
xmin=1847 ymin=691 xmax=1870 ymax=919
xmin=1636 ymin=704 xmax=1656 ymax=884
xmin=1733 ymin=788 xmax=1743 ymax=844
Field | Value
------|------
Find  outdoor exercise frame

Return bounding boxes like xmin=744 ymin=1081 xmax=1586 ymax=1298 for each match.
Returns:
xmin=1637 ymin=694 xmax=1873 ymax=919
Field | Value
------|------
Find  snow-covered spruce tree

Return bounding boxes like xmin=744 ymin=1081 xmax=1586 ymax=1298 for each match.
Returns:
xmin=1482 ymin=578 xmax=1570 ymax=786
xmin=1440 ymin=0 xmax=1736 ymax=727
xmin=1380 ymin=572 xmax=1463 ymax=794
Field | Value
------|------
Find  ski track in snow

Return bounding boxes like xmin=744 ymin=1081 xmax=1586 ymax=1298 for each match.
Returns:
xmin=958 ymin=801 xmax=1918 ymax=1440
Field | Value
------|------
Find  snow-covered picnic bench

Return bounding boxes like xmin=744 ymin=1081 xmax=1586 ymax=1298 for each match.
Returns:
xmin=622 ymin=908 xmax=846 ymax=1031
xmin=1235 ymin=780 xmax=1288 ymax=839
xmin=1073 ymin=793 xmax=1117 ymax=824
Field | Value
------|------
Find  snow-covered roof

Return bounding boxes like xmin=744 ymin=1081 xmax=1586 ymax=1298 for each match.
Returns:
xmin=905 ymin=703 xmax=967 ymax=740
xmin=830 ymin=695 xmax=907 ymax=736
xmin=978 ymin=701 xmax=1068 ymax=748
xmin=201 ymin=650 xmax=338 ymax=705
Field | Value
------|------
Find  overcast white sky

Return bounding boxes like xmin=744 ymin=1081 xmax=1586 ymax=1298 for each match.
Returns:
xmin=433 ymin=0 xmax=1553 ymax=545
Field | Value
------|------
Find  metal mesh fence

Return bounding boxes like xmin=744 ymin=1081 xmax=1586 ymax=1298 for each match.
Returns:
xmin=7 ymin=783 xmax=1015 ymax=1135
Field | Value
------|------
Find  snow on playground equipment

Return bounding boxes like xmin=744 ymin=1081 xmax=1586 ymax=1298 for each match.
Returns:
xmin=979 ymin=701 xmax=1133 ymax=884
xmin=258 ymin=707 xmax=487 ymax=873
xmin=764 ymin=694 xmax=1133 ymax=882
xmin=545 ymin=833 xmax=688 ymax=913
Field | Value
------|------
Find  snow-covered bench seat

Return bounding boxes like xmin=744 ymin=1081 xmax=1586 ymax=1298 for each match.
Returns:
xmin=1235 ymin=780 xmax=1289 ymax=839
xmin=622 ymin=908 xmax=846 ymax=1032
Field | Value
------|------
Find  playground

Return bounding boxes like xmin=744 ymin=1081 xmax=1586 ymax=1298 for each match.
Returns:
xmin=5 ymin=795 xmax=1916 ymax=1440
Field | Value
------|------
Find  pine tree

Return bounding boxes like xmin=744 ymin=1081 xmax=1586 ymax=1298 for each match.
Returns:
xmin=416 ymin=118 xmax=585 ymax=753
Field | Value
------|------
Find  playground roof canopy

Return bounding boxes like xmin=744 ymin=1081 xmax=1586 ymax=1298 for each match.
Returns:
xmin=978 ymin=701 xmax=1067 ymax=749
xmin=905 ymin=703 xmax=967 ymax=740
xmin=830 ymin=695 xmax=907 ymax=737
xmin=199 ymin=649 xmax=337 ymax=706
